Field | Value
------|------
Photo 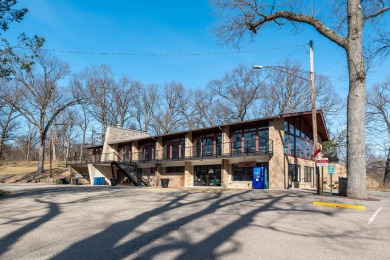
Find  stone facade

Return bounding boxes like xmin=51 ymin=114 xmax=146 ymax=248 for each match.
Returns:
xmin=268 ymin=118 xmax=286 ymax=189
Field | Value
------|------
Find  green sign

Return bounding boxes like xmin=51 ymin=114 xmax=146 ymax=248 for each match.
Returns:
xmin=328 ymin=166 xmax=335 ymax=174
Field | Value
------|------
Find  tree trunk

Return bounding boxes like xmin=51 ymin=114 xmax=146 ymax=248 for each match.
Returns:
xmin=384 ymin=147 xmax=390 ymax=187
xmin=346 ymin=0 xmax=367 ymax=199
xmin=37 ymin=135 xmax=46 ymax=174
xmin=0 ymin=135 xmax=4 ymax=158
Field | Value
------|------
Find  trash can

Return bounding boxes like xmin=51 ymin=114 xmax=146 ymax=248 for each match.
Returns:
xmin=161 ymin=178 xmax=169 ymax=188
xmin=338 ymin=177 xmax=347 ymax=196
xmin=93 ymin=177 xmax=105 ymax=185
xmin=71 ymin=178 xmax=79 ymax=185
xmin=110 ymin=178 xmax=117 ymax=186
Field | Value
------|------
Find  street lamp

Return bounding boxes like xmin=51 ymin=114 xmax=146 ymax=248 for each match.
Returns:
xmin=253 ymin=42 xmax=320 ymax=194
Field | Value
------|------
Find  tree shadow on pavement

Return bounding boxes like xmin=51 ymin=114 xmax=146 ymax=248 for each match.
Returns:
xmin=0 ymin=199 xmax=60 ymax=257
xmin=51 ymin=190 xmax=334 ymax=260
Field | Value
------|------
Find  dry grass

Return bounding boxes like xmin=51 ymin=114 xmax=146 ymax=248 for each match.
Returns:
xmin=0 ymin=161 xmax=69 ymax=183
xmin=0 ymin=161 xmax=67 ymax=176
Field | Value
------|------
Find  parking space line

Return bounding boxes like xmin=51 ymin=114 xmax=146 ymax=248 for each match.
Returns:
xmin=367 ymin=207 xmax=383 ymax=225
xmin=313 ymin=201 xmax=365 ymax=210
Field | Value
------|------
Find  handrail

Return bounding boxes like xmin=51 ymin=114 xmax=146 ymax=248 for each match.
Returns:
xmin=115 ymin=154 xmax=150 ymax=186
xmin=123 ymin=139 xmax=273 ymax=163
xmin=67 ymin=139 xmax=273 ymax=165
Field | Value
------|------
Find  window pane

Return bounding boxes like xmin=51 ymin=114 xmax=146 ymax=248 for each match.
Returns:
xmin=289 ymin=123 xmax=295 ymax=135
xmin=232 ymin=134 xmax=241 ymax=154
xmin=172 ymin=142 xmax=179 ymax=159
xmin=284 ymin=134 xmax=289 ymax=154
xmin=306 ymin=141 xmax=311 ymax=159
xmin=244 ymin=132 xmax=256 ymax=153
xmin=289 ymin=137 xmax=295 ymax=155
xmin=181 ymin=140 xmax=185 ymax=158
xmin=300 ymin=139 xmax=305 ymax=158
xmin=203 ymin=138 xmax=213 ymax=156
xmin=284 ymin=121 xmax=289 ymax=132
xmin=259 ymin=130 xmax=269 ymax=152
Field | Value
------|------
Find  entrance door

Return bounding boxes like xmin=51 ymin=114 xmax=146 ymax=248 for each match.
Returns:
xmin=194 ymin=165 xmax=221 ymax=186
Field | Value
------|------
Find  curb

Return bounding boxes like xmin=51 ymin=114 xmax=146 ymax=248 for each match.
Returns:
xmin=313 ymin=201 xmax=365 ymax=210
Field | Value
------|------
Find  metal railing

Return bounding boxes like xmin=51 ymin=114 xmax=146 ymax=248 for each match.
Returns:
xmin=67 ymin=140 xmax=273 ymax=165
xmin=127 ymin=140 xmax=273 ymax=163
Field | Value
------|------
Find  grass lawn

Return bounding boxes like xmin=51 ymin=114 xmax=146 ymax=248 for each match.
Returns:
xmin=0 ymin=161 xmax=69 ymax=183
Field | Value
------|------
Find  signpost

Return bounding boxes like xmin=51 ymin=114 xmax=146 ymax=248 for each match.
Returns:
xmin=316 ymin=158 xmax=328 ymax=194
xmin=328 ymin=165 xmax=335 ymax=195
xmin=317 ymin=158 xmax=328 ymax=167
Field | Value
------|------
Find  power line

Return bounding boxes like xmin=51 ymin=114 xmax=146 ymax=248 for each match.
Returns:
xmin=1 ymin=44 xmax=306 ymax=57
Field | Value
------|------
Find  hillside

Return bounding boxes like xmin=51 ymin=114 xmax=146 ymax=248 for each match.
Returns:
xmin=0 ymin=161 xmax=70 ymax=183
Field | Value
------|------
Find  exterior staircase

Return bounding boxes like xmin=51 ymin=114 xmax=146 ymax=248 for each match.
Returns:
xmin=111 ymin=159 xmax=150 ymax=186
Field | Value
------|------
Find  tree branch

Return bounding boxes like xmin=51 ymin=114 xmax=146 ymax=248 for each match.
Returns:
xmin=249 ymin=10 xmax=347 ymax=48
xmin=363 ymin=6 xmax=390 ymax=21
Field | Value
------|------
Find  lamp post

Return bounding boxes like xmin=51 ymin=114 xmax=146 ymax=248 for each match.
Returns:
xmin=253 ymin=41 xmax=320 ymax=194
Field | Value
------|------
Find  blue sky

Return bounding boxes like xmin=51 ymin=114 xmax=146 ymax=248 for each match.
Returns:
xmin=4 ymin=0 xmax=389 ymax=98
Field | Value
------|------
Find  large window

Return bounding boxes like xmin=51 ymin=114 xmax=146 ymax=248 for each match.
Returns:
xmin=119 ymin=144 xmax=132 ymax=161
xmin=194 ymin=165 xmax=221 ymax=186
xmin=231 ymin=124 xmax=269 ymax=155
xmin=141 ymin=142 xmax=155 ymax=161
xmin=304 ymin=166 xmax=313 ymax=183
xmin=194 ymin=133 xmax=222 ymax=157
xmin=288 ymin=164 xmax=300 ymax=183
xmin=232 ymin=163 xmax=268 ymax=181
xmin=284 ymin=118 xmax=313 ymax=159
xmin=163 ymin=137 xmax=185 ymax=160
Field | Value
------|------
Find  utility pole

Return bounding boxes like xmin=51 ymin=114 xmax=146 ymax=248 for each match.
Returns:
xmin=49 ymin=133 xmax=53 ymax=178
xmin=309 ymin=40 xmax=320 ymax=195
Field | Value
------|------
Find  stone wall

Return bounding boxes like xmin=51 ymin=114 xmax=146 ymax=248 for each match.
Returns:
xmin=268 ymin=118 xmax=286 ymax=189
xmin=87 ymin=164 xmax=112 ymax=185
xmin=184 ymin=162 xmax=194 ymax=187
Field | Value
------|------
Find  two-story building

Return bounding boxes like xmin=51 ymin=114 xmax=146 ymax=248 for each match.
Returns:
xmin=70 ymin=110 xmax=331 ymax=190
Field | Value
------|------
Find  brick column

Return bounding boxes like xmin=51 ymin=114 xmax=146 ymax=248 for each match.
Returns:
xmin=131 ymin=141 xmax=139 ymax=161
xmin=155 ymin=163 xmax=163 ymax=186
xmin=185 ymin=132 xmax=193 ymax=159
xmin=221 ymin=159 xmax=230 ymax=188
xmin=222 ymin=126 xmax=231 ymax=155
xmin=156 ymin=137 xmax=163 ymax=160
xmin=269 ymin=118 xmax=286 ymax=189
xmin=184 ymin=161 xmax=194 ymax=187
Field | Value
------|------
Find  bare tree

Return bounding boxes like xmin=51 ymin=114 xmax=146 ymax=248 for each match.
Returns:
xmin=192 ymin=89 xmax=234 ymax=127
xmin=1 ymin=36 xmax=84 ymax=174
xmin=210 ymin=0 xmax=390 ymax=198
xmin=80 ymin=64 xmax=115 ymax=142
xmin=251 ymin=60 xmax=344 ymax=122
xmin=151 ymin=82 xmax=189 ymax=135
xmin=0 ymin=81 xmax=20 ymax=158
xmin=366 ymin=78 xmax=390 ymax=186
xmin=208 ymin=65 xmax=265 ymax=122
xmin=133 ymin=84 xmax=158 ymax=133
xmin=109 ymin=75 xmax=141 ymax=127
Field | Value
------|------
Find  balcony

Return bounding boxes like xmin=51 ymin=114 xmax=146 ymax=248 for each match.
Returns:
xmin=68 ymin=140 xmax=273 ymax=166
xmin=131 ymin=140 xmax=273 ymax=163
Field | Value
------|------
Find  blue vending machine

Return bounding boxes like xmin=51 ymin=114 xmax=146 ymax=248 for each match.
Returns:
xmin=253 ymin=167 xmax=269 ymax=189
xmin=252 ymin=167 xmax=264 ymax=189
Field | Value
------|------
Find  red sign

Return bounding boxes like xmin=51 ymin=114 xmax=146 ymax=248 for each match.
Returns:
xmin=239 ymin=161 xmax=257 ymax=167
xmin=317 ymin=158 xmax=328 ymax=167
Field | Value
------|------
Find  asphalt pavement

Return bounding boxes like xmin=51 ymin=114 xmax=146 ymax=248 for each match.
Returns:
xmin=0 ymin=184 xmax=389 ymax=259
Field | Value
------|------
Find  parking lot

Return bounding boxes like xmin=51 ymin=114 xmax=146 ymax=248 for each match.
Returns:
xmin=1 ymin=184 xmax=389 ymax=259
